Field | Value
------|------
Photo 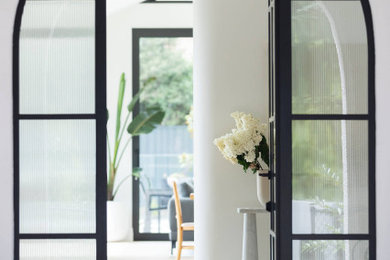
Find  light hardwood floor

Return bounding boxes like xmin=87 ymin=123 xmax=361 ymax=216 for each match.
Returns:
xmin=108 ymin=241 xmax=194 ymax=260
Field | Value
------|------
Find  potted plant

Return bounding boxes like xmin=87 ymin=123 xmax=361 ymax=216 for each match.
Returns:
xmin=106 ymin=73 xmax=165 ymax=241
xmin=213 ymin=112 xmax=270 ymax=207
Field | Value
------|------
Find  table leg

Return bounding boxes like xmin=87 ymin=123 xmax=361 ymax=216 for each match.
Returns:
xmin=144 ymin=194 xmax=151 ymax=232
xmin=242 ymin=212 xmax=258 ymax=260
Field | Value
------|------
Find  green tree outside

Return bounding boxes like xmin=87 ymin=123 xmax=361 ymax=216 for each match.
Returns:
xmin=139 ymin=38 xmax=193 ymax=126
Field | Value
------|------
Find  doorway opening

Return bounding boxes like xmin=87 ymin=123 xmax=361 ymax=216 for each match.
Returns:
xmin=106 ymin=2 xmax=194 ymax=259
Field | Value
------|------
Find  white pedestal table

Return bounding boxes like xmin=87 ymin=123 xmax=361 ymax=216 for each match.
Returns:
xmin=237 ymin=208 xmax=268 ymax=260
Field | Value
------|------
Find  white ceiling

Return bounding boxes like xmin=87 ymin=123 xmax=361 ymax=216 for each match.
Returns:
xmin=107 ymin=0 xmax=142 ymax=15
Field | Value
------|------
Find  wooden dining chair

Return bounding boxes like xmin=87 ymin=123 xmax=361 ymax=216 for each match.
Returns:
xmin=172 ymin=181 xmax=194 ymax=260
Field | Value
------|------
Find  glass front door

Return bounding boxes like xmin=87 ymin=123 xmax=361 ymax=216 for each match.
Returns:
xmin=14 ymin=0 xmax=107 ymax=259
xmin=272 ymin=0 xmax=375 ymax=259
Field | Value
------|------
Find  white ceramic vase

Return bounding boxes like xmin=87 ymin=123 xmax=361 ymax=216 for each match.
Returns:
xmin=256 ymin=170 xmax=270 ymax=208
xmin=106 ymin=201 xmax=130 ymax=242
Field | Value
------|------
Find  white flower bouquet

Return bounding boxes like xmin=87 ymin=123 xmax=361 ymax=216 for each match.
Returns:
xmin=214 ymin=112 xmax=269 ymax=173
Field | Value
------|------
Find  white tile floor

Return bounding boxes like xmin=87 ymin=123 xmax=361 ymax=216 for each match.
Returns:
xmin=107 ymin=241 xmax=194 ymax=260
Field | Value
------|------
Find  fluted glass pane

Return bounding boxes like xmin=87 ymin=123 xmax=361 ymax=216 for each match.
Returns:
xmin=19 ymin=120 xmax=96 ymax=233
xmin=293 ymin=240 xmax=368 ymax=260
xmin=20 ymin=240 xmax=96 ymax=260
xmin=19 ymin=0 xmax=95 ymax=114
xmin=292 ymin=1 xmax=368 ymax=114
xmin=292 ymin=121 xmax=368 ymax=234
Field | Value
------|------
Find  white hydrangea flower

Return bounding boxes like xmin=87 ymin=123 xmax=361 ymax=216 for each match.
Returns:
xmin=245 ymin=150 xmax=256 ymax=162
xmin=213 ymin=112 xmax=267 ymax=166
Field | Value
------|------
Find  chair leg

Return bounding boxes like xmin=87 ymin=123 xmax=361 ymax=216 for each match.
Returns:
xmin=171 ymin=240 xmax=176 ymax=255
xmin=176 ymin=228 xmax=183 ymax=260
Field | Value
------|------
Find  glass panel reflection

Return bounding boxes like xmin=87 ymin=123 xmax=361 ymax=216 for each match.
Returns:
xmin=293 ymin=240 xmax=368 ymax=260
xmin=19 ymin=0 xmax=95 ymax=114
xmin=20 ymin=239 xmax=96 ymax=260
xmin=292 ymin=121 xmax=368 ymax=234
xmin=292 ymin=1 xmax=368 ymax=114
xmin=19 ymin=120 xmax=96 ymax=233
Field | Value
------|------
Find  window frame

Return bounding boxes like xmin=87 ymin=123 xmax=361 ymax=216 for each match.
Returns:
xmin=141 ymin=0 xmax=192 ymax=4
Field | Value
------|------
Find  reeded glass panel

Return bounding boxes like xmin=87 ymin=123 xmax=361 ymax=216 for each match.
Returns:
xmin=292 ymin=1 xmax=368 ymax=114
xmin=138 ymin=37 xmax=193 ymax=234
xmin=293 ymin=240 xmax=368 ymax=260
xmin=292 ymin=121 xmax=368 ymax=234
xmin=20 ymin=239 xmax=96 ymax=260
xmin=19 ymin=0 xmax=95 ymax=114
xmin=19 ymin=120 xmax=96 ymax=233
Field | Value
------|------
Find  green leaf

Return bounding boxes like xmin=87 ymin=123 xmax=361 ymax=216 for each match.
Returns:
xmin=132 ymin=167 xmax=143 ymax=179
xmin=127 ymin=106 xmax=165 ymax=136
xmin=259 ymin=134 xmax=269 ymax=167
xmin=255 ymin=145 xmax=260 ymax=162
xmin=237 ymin=154 xmax=250 ymax=173
xmin=127 ymin=77 xmax=156 ymax=113
xmin=127 ymin=88 xmax=144 ymax=113
xmin=115 ymin=73 xmax=126 ymax=142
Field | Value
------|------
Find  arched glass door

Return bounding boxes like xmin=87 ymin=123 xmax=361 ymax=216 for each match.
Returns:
xmin=270 ymin=0 xmax=375 ymax=259
xmin=13 ymin=0 xmax=107 ymax=259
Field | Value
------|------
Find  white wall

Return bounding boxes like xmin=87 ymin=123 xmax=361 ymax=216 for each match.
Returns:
xmin=193 ymin=0 xmax=269 ymax=259
xmin=106 ymin=3 xmax=193 ymax=240
xmin=0 ymin=0 xmax=18 ymax=258
xmin=369 ymin=0 xmax=390 ymax=258
xmin=1 ymin=0 xmax=390 ymax=259
xmin=193 ymin=0 xmax=390 ymax=259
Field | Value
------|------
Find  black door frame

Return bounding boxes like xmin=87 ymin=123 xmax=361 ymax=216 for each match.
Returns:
xmin=272 ymin=0 xmax=376 ymax=259
xmin=13 ymin=0 xmax=107 ymax=259
xmin=132 ymin=28 xmax=193 ymax=241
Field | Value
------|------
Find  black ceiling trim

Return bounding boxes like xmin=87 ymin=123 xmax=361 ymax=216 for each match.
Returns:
xmin=141 ymin=0 xmax=192 ymax=4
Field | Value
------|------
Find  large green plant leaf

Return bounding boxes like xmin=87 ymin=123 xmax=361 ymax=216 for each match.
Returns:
xmin=127 ymin=77 xmax=156 ymax=113
xmin=127 ymin=106 xmax=165 ymax=136
xmin=115 ymin=73 xmax=126 ymax=141
xmin=127 ymin=88 xmax=143 ymax=113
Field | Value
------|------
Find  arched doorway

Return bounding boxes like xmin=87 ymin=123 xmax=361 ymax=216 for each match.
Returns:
xmin=269 ymin=0 xmax=376 ymax=259
xmin=13 ymin=0 xmax=107 ymax=259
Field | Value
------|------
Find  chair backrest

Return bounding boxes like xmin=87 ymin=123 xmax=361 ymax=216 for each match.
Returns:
xmin=172 ymin=181 xmax=183 ymax=228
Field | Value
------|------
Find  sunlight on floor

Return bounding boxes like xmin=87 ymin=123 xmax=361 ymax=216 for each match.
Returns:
xmin=108 ymin=241 xmax=194 ymax=260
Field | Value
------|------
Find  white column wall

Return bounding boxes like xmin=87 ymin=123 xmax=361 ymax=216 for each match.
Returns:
xmin=193 ymin=0 xmax=270 ymax=259
xmin=370 ymin=0 xmax=390 ymax=258
xmin=0 ymin=0 xmax=18 ymax=258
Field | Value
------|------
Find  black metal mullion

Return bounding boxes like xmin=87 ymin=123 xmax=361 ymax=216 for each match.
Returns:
xmin=13 ymin=0 xmax=27 ymax=259
xmin=18 ymin=234 xmax=97 ymax=240
xmin=361 ymin=0 xmax=376 ymax=258
xmin=18 ymin=114 xmax=96 ymax=120
xmin=292 ymin=234 xmax=371 ymax=240
xmin=275 ymin=0 xmax=292 ymax=259
xmin=292 ymin=114 xmax=369 ymax=120
xmin=141 ymin=0 xmax=192 ymax=3
xmin=291 ymin=0 xmax=360 ymax=1
xmin=95 ymin=0 xmax=107 ymax=259
xmin=132 ymin=28 xmax=193 ymax=38
xmin=134 ymin=233 xmax=169 ymax=241
xmin=132 ymin=28 xmax=141 ymax=241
